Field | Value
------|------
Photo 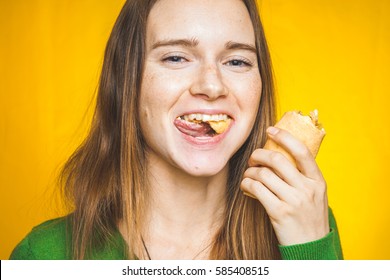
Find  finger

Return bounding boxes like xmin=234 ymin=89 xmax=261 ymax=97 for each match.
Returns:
xmin=248 ymin=148 xmax=304 ymax=188
xmin=244 ymin=167 xmax=296 ymax=202
xmin=266 ymin=126 xmax=323 ymax=180
xmin=240 ymin=177 xmax=282 ymax=216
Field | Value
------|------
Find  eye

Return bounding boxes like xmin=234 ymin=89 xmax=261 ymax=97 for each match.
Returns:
xmin=162 ymin=55 xmax=188 ymax=64
xmin=225 ymin=58 xmax=252 ymax=67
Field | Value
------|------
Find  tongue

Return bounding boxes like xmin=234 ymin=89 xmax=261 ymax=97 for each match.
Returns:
xmin=174 ymin=118 xmax=214 ymax=137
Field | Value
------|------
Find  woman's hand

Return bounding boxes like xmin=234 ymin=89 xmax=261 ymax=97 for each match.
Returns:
xmin=240 ymin=126 xmax=329 ymax=246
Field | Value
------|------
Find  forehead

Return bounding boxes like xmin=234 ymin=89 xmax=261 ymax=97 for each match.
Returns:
xmin=147 ymin=0 xmax=255 ymax=46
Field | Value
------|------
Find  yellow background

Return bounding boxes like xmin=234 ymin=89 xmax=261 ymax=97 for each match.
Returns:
xmin=0 ymin=0 xmax=389 ymax=259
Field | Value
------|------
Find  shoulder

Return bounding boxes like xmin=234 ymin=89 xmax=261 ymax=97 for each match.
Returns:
xmin=10 ymin=216 xmax=72 ymax=260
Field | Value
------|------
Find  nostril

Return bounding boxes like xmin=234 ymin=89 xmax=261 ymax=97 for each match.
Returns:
xmin=189 ymin=79 xmax=228 ymax=100
xmin=196 ymin=93 xmax=215 ymax=100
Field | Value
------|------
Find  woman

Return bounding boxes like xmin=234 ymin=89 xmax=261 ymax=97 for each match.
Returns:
xmin=10 ymin=0 xmax=342 ymax=260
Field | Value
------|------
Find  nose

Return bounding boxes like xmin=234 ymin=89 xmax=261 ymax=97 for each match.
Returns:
xmin=189 ymin=63 xmax=228 ymax=100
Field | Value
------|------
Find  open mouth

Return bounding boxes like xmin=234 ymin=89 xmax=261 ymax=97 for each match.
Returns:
xmin=174 ymin=113 xmax=232 ymax=138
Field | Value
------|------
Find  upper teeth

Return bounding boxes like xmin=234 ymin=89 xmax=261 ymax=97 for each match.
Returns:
xmin=180 ymin=113 xmax=229 ymax=122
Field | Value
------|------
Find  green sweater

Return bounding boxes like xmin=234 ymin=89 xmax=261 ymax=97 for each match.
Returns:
xmin=9 ymin=209 xmax=343 ymax=260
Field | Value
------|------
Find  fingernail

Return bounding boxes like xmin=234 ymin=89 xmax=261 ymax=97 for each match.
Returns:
xmin=267 ymin=126 xmax=279 ymax=135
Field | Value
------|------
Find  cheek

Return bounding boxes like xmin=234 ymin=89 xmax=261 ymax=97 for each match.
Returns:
xmin=249 ymin=82 xmax=262 ymax=109
xmin=139 ymin=71 xmax=165 ymax=118
xmin=238 ymin=74 xmax=262 ymax=117
xmin=139 ymin=72 xmax=159 ymax=134
xmin=140 ymin=68 xmax=184 ymax=110
xmin=139 ymin=68 xmax=184 ymax=134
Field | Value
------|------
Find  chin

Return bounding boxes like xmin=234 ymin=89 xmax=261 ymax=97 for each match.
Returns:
xmin=178 ymin=158 xmax=229 ymax=178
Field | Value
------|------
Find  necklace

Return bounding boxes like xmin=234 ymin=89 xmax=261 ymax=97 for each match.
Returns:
xmin=141 ymin=236 xmax=213 ymax=260
xmin=141 ymin=236 xmax=152 ymax=260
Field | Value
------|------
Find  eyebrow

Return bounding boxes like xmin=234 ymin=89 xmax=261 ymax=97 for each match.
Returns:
xmin=151 ymin=37 xmax=200 ymax=50
xmin=151 ymin=38 xmax=257 ymax=54
xmin=225 ymin=41 xmax=257 ymax=54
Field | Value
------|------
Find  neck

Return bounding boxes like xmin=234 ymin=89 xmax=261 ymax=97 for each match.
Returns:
xmin=142 ymin=152 xmax=228 ymax=259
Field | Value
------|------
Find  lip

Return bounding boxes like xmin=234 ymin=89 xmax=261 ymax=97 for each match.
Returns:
xmin=173 ymin=109 xmax=234 ymax=148
xmin=178 ymin=127 xmax=232 ymax=147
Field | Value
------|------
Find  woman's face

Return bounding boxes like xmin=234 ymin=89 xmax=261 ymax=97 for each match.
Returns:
xmin=139 ymin=0 xmax=262 ymax=177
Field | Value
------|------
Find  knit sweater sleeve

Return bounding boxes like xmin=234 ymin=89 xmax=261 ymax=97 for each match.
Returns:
xmin=278 ymin=208 xmax=343 ymax=260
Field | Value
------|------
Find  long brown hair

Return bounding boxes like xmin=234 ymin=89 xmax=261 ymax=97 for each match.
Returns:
xmin=60 ymin=0 xmax=280 ymax=260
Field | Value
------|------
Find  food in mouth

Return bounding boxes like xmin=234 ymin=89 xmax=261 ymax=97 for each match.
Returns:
xmin=208 ymin=119 xmax=232 ymax=134
xmin=174 ymin=113 xmax=232 ymax=137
